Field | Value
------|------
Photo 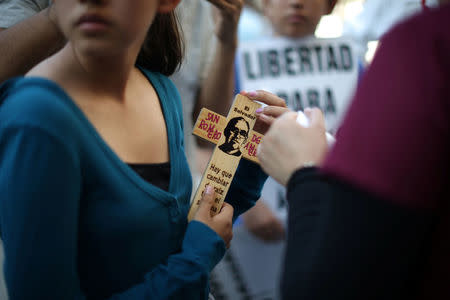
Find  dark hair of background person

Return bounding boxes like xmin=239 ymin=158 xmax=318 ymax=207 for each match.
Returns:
xmin=137 ymin=12 xmax=184 ymax=76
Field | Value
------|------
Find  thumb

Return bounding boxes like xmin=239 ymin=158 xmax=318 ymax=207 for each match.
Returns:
xmin=304 ymin=107 xmax=325 ymax=129
xmin=284 ymin=111 xmax=299 ymax=121
xmin=195 ymin=185 xmax=215 ymax=219
xmin=277 ymin=111 xmax=298 ymax=124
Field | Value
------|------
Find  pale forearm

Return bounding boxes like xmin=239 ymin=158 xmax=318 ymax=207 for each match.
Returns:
xmin=193 ymin=40 xmax=237 ymax=121
xmin=0 ymin=8 xmax=65 ymax=83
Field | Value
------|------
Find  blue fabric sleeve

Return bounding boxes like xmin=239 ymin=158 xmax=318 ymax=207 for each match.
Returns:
xmin=0 ymin=126 xmax=83 ymax=299
xmin=225 ymin=159 xmax=268 ymax=220
xmin=126 ymin=221 xmax=226 ymax=300
xmin=110 ymin=221 xmax=225 ymax=300
xmin=0 ymin=107 xmax=226 ymax=300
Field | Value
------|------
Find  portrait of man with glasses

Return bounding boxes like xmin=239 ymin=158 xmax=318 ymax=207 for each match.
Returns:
xmin=218 ymin=116 xmax=250 ymax=157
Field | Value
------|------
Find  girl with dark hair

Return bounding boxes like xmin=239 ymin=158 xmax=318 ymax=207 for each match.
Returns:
xmin=0 ymin=0 xmax=274 ymax=299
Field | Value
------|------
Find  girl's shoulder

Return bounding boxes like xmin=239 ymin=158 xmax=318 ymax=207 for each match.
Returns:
xmin=0 ymin=77 xmax=83 ymax=138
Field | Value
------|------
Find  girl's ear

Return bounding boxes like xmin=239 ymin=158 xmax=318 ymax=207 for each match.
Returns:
xmin=158 ymin=0 xmax=181 ymax=13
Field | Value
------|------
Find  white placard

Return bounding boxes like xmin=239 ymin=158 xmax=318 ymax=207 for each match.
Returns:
xmin=237 ymin=36 xmax=360 ymax=132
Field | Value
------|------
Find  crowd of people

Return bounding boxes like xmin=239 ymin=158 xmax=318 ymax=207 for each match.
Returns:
xmin=0 ymin=0 xmax=449 ymax=299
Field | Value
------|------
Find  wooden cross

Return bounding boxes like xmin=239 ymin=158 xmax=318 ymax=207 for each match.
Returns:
xmin=187 ymin=95 xmax=265 ymax=221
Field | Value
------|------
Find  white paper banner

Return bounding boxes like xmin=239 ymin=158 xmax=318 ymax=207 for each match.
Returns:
xmin=237 ymin=36 xmax=360 ymax=132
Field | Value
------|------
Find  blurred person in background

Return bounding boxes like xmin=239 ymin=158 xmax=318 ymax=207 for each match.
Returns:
xmin=241 ymin=0 xmax=339 ymax=245
xmin=173 ymin=0 xmax=243 ymax=185
xmin=210 ymin=1 xmax=342 ymax=299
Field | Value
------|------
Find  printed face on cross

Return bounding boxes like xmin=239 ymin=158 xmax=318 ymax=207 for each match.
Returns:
xmin=219 ymin=117 xmax=250 ymax=156
xmin=230 ymin=119 xmax=249 ymax=148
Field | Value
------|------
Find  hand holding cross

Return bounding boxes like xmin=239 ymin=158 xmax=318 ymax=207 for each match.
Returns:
xmin=187 ymin=93 xmax=287 ymax=221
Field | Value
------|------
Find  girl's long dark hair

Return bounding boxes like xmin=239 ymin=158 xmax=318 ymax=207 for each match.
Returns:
xmin=136 ymin=12 xmax=184 ymax=76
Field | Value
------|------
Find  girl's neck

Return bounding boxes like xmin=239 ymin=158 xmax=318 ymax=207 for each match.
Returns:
xmin=50 ymin=43 xmax=139 ymax=101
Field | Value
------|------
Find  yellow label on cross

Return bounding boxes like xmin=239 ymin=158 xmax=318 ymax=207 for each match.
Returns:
xmin=187 ymin=95 xmax=264 ymax=221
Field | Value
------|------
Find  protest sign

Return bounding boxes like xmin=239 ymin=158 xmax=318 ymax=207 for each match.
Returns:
xmin=237 ymin=36 xmax=360 ymax=131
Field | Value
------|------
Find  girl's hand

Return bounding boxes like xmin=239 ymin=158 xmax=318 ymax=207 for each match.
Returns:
xmin=194 ymin=185 xmax=234 ymax=247
xmin=257 ymin=108 xmax=328 ymax=186
xmin=240 ymin=90 xmax=290 ymax=134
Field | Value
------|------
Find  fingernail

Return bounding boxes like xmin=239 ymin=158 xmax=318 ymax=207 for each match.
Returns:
xmin=255 ymin=108 xmax=263 ymax=113
xmin=205 ymin=185 xmax=213 ymax=194
xmin=248 ymin=91 xmax=258 ymax=97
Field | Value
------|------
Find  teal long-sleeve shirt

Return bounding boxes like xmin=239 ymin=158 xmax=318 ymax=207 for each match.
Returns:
xmin=0 ymin=69 xmax=267 ymax=299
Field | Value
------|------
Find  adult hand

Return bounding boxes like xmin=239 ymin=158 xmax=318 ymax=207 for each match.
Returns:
xmin=257 ymin=108 xmax=328 ymax=186
xmin=207 ymin=0 xmax=244 ymax=47
xmin=242 ymin=200 xmax=285 ymax=242
xmin=194 ymin=185 xmax=234 ymax=248
xmin=240 ymin=90 xmax=289 ymax=134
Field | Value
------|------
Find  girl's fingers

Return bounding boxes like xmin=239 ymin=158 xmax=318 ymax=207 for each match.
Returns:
xmin=242 ymin=90 xmax=287 ymax=107
xmin=216 ymin=202 xmax=234 ymax=221
xmin=257 ymin=106 xmax=291 ymax=119
xmin=195 ymin=185 xmax=215 ymax=219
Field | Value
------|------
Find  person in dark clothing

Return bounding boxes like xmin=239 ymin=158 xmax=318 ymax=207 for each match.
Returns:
xmin=251 ymin=1 xmax=450 ymax=299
